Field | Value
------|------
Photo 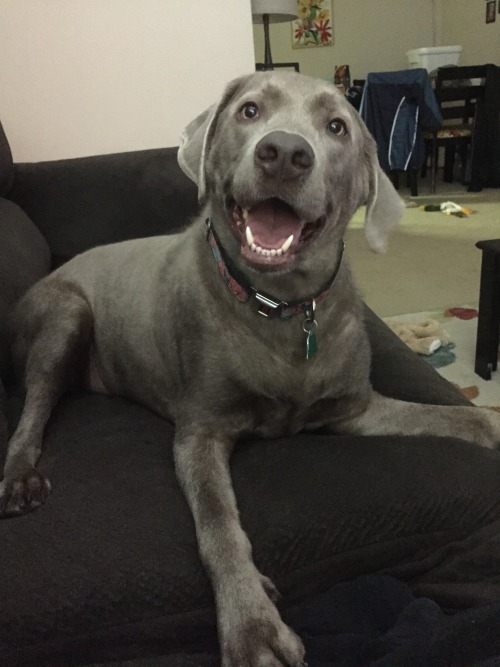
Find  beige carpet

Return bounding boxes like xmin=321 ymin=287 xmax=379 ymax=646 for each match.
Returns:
xmin=346 ymin=182 xmax=500 ymax=318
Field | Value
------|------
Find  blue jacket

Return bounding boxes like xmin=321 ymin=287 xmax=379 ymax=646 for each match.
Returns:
xmin=360 ymin=68 xmax=443 ymax=171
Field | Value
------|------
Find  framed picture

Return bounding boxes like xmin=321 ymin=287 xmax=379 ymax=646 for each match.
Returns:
xmin=292 ymin=0 xmax=333 ymax=49
xmin=486 ymin=1 xmax=496 ymax=23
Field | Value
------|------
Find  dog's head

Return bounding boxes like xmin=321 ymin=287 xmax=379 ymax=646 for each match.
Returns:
xmin=178 ymin=72 xmax=403 ymax=275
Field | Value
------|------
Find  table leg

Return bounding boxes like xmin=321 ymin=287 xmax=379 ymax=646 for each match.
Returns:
xmin=475 ymin=249 xmax=500 ymax=380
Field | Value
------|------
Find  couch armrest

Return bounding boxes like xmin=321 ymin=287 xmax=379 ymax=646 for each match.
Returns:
xmin=8 ymin=147 xmax=199 ymax=266
xmin=364 ymin=305 xmax=471 ymax=407
xmin=0 ymin=198 xmax=50 ymax=379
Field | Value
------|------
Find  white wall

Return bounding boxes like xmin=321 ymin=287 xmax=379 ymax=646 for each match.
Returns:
xmin=441 ymin=0 xmax=500 ymax=67
xmin=252 ymin=0 xmax=500 ymax=83
xmin=253 ymin=0 xmax=435 ymax=81
xmin=0 ymin=0 xmax=255 ymax=162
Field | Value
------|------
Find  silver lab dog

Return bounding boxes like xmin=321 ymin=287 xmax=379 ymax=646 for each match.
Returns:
xmin=2 ymin=72 xmax=500 ymax=667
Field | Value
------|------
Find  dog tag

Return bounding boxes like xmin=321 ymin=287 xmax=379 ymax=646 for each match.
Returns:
xmin=303 ymin=300 xmax=318 ymax=360
xmin=306 ymin=327 xmax=318 ymax=360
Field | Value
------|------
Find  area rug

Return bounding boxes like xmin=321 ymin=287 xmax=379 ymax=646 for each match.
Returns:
xmin=384 ymin=307 xmax=500 ymax=409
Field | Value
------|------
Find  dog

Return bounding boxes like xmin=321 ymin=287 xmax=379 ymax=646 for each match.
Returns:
xmin=2 ymin=71 xmax=500 ymax=667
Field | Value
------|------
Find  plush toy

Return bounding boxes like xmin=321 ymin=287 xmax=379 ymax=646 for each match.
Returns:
xmin=385 ymin=318 xmax=451 ymax=355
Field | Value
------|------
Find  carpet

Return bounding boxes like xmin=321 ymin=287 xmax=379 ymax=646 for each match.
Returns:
xmin=384 ymin=307 xmax=500 ymax=409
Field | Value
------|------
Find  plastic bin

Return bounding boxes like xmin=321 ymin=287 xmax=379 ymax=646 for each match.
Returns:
xmin=406 ymin=46 xmax=462 ymax=72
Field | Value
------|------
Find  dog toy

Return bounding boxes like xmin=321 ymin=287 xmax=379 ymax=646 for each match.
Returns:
xmin=419 ymin=202 xmax=474 ymax=218
xmin=385 ymin=318 xmax=451 ymax=355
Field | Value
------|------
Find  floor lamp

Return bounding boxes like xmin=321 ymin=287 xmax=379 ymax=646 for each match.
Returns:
xmin=251 ymin=0 xmax=298 ymax=71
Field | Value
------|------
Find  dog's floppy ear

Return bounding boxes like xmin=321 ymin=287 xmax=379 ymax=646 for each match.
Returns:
xmin=363 ymin=142 xmax=405 ymax=253
xmin=178 ymin=75 xmax=251 ymax=204
xmin=177 ymin=105 xmax=215 ymax=192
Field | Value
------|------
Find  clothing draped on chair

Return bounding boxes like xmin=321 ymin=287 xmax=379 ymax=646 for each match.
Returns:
xmin=360 ymin=68 xmax=442 ymax=196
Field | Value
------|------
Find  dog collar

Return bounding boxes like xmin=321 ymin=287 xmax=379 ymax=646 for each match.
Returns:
xmin=205 ymin=218 xmax=344 ymax=359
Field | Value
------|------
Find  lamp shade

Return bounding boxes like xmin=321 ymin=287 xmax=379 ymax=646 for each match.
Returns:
xmin=251 ymin=0 xmax=298 ymax=24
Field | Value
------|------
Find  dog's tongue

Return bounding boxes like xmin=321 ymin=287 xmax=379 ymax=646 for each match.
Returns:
xmin=246 ymin=199 xmax=303 ymax=248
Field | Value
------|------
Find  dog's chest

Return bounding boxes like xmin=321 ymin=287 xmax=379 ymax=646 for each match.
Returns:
xmin=246 ymin=392 xmax=353 ymax=438
xmin=233 ymin=353 xmax=354 ymax=437
xmin=221 ymin=309 xmax=369 ymax=436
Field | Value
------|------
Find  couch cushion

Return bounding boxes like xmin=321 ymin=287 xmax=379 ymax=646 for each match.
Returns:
xmin=0 ymin=198 xmax=51 ymax=379
xmin=0 ymin=121 xmax=14 ymax=196
xmin=365 ymin=305 xmax=471 ymax=407
xmin=1 ymin=392 xmax=500 ymax=666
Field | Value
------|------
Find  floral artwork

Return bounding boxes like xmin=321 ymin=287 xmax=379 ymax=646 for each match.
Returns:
xmin=292 ymin=0 xmax=333 ymax=49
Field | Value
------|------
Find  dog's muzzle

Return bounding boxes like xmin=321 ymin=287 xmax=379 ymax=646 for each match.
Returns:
xmin=227 ymin=132 xmax=324 ymax=270
xmin=254 ymin=131 xmax=315 ymax=182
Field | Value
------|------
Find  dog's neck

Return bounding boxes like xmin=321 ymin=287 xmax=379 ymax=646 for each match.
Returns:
xmin=205 ymin=218 xmax=344 ymax=321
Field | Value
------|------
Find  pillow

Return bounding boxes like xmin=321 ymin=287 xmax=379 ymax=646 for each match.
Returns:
xmin=0 ymin=121 xmax=14 ymax=197
xmin=0 ymin=198 xmax=51 ymax=379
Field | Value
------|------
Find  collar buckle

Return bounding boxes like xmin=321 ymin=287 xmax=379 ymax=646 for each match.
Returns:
xmin=251 ymin=290 xmax=288 ymax=318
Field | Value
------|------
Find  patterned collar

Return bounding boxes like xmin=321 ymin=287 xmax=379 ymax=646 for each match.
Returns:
xmin=205 ymin=218 xmax=344 ymax=320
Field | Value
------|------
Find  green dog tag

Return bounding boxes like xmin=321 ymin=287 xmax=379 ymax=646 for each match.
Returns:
xmin=303 ymin=299 xmax=318 ymax=360
xmin=306 ymin=329 xmax=318 ymax=360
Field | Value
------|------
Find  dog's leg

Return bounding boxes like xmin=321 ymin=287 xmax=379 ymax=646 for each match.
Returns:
xmin=0 ymin=285 xmax=92 ymax=517
xmin=335 ymin=390 xmax=500 ymax=449
xmin=174 ymin=428 xmax=306 ymax=667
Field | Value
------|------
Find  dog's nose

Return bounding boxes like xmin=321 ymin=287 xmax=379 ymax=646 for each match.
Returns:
xmin=254 ymin=131 xmax=315 ymax=180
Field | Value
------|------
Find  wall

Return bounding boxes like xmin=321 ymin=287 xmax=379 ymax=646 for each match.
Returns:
xmin=441 ymin=0 xmax=500 ymax=66
xmin=0 ymin=0 xmax=255 ymax=162
xmin=253 ymin=0 xmax=435 ymax=82
xmin=253 ymin=0 xmax=500 ymax=81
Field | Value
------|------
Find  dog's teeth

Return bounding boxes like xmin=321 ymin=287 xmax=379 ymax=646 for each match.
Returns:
xmin=251 ymin=243 xmax=257 ymax=252
xmin=276 ymin=248 xmax=283 ymax=256
xmin=270 ymin=249 xmax=277 ymax=256
xmin=245 ymin=226 xmax=254 ymax=246
xmin=242 ymin=208 xmax=249 ymax=221
xmin=256 ymin=246 xmax=263 ymax=254
xmin=281 ymin=235 xmax=294 ymax=253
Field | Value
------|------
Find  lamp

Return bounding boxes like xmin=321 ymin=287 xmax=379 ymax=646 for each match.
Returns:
xmin=251 ymin=0 xmax=298 ymax=71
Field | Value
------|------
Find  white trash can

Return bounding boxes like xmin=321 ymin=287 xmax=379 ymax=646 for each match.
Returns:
xmin=406 ymin=46 xmax=462 ymax=72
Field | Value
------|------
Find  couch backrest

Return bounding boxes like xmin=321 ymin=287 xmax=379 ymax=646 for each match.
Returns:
xmin=8 ymin=147 xmax=200 ymax=267
xmin=0 ymin=121 xmax=14 ymax=197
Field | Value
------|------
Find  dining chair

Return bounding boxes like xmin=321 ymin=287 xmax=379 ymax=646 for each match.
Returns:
xmin=360 ymin=68 xmax=442 ymax=197
xmin=426 ymin=65 xmax=487 ymax=193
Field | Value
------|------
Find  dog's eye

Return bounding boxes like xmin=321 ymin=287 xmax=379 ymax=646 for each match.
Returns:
xmin=328 ymin=119 xmax=347 ymax=136
xmin=240 ymin=102 xmax=260 ymax=120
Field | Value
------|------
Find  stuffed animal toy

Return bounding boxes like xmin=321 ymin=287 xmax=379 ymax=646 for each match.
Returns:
xmin=385 ymin=318 xmax=451 ymax=355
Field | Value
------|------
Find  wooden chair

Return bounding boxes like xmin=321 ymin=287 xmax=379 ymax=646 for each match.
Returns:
xmin=426 ymin=65 xmax=487 ymax=193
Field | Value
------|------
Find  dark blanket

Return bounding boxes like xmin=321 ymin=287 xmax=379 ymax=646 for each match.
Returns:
xmin=91 ymin=520 xmax=500 ymax=667
xmin=99 ymin=572 xmax=500 ymax=667
xmin=289 ymin=574 xmax=500 ymax=667
xmin=292 ymin=519 xmax=500 ymax=666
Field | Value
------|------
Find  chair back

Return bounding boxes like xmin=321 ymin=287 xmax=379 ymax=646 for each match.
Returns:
xmin=434 ymin=65 xmax=487 ymax=126
xmin=360 ymin=68 xmax=442 ymax=172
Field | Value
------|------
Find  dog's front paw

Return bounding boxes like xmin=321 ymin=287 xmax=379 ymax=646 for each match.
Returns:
xmin=0 ymin=468 xmax=51 ymax=517
xmin=220 ymin=594 xmax=306 ymax=667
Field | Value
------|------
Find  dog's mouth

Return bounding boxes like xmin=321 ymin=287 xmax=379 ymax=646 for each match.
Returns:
xmin=229 ymin=198 xmax=325 ymax=269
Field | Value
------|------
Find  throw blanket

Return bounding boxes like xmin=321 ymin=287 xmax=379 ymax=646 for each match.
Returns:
xmin=154 ymin=520 xmax=500 ymax=667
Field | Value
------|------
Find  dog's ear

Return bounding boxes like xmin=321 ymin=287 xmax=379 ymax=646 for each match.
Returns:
xmin=177 ymin=105 xmax=215 ymax=191
xmin=363 ymin=139 xmax=405 ymax=253
xmin=178 ymin=75 xmax=251 ymax=204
